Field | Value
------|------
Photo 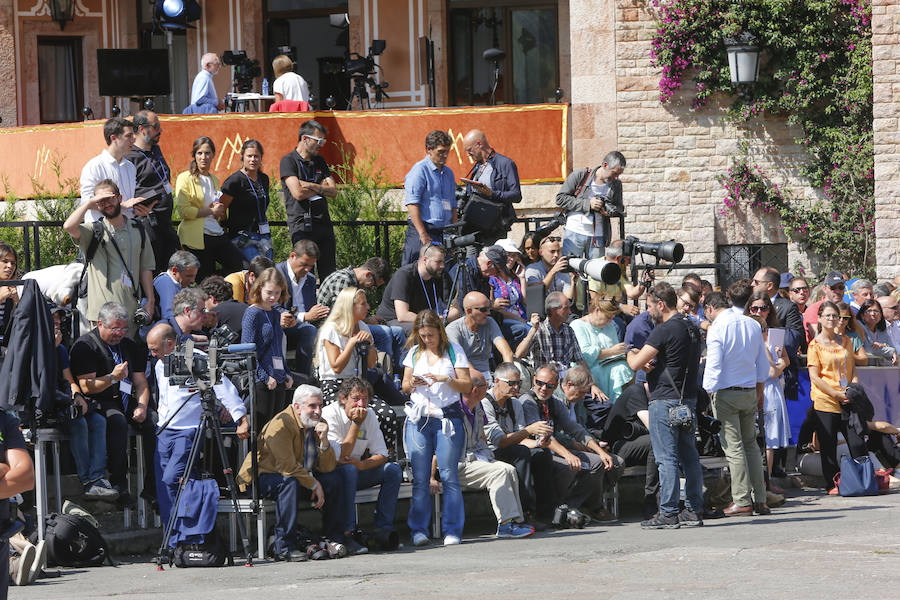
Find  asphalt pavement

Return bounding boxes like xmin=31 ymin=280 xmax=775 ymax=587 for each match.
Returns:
xmin=12 ymin=486 xmax=900 ymax=600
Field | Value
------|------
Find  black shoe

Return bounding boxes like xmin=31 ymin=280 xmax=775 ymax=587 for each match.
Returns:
xmin=115 ymin=491 xmax=135 ymax=509
xmin=641 ymin=513 xmax=680 ymax=529
xmin=678 ymin=508 xmax=703 ymax=527
xmin=344 ymin=538 xmax=369 ymax=556
xmin=274 ymin=548 xmax=307 ymax=562
xmin=702 ymin=508 xmax=726 ymax=520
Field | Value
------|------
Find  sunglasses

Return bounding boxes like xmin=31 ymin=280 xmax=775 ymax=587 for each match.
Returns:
xmin=839 ymin=316 xmax=852 ymax=321
xmin=790 ymin=286 xmax=810 ymax=293
xmin=540 ymin=236 xmax=561 ymax=246
xmin=749 ymin=304 xmax=770 ymax=313
xmin=305 ymin=134 xmax=326 ymax=145
xmin=829 ymin=284 xmax=845 ymax=291
xmin=496 ymin=377 xmax=522 ymax=387
xmin=471 ymin=306 xmax=491 ymax=313
xmin=534 ymin=379 xmax=558 ymax=389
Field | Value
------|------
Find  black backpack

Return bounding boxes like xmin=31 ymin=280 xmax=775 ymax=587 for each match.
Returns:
xmin=43 ymin=512 xmax=112 ymax=567
xmin=173 ymin=528 xmax=229 ymax=568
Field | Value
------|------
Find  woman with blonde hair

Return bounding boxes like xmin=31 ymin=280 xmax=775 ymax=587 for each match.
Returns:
xmin=570 ymin=297 xmax=632 ymax=402
xmin=315 ymin=286 xmax=404 ymax=445
xmin=272 ymin=54 xmax=310 ymax=102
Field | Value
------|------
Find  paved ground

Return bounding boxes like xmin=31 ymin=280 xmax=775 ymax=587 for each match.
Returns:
xmin=14 ymin=487 xmax=900 ymax=599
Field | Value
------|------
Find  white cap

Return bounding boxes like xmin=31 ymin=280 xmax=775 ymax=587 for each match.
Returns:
xmin=496 ymin=238 xmax=521 ymax=256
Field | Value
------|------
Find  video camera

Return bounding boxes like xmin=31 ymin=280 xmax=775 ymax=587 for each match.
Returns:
xmin=345 ymin=40 xmax=385 ymax=77
xmin=223 ymin=50 xmax=261 ymax=93
xmin=163 ymin=325 xmax=255 ymax=388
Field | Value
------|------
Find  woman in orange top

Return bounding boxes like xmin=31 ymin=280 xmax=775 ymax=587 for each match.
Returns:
xmin=807 ymin=300 xmax=862 ymax=492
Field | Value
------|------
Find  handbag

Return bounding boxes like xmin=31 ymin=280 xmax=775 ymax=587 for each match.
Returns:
xmin=837 ymin=455 xmax=878 ymax=496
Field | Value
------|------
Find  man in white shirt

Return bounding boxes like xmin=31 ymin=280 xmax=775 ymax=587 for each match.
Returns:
xmin=148 ymin=323 xmax=249 ymax=528
xmin=80 ymin=117 xmax=153 ymax=223
xmin=877 ymin=295 xmax=900 ymax=353
xmin=322 ymin=377 xmax=402 ymax=553
xmin=702 ymin=292 xmax=770 ymax=517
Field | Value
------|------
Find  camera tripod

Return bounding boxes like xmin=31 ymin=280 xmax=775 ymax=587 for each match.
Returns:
xmin=155 ymin=383 xmax=253 ymax=569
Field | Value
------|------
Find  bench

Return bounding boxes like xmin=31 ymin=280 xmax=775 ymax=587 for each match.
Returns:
xmin=218 ymin=481 xmax=441 ymax=557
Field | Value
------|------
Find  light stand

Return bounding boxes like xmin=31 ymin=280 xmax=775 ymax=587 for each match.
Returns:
xmin=483 ymin=48 xmax=506 ymax=106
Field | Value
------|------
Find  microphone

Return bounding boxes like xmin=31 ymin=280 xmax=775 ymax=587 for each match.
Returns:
xmin=226 ymin=343 xmax=257 ymax=353
xmin=482 ymin=48 xmax=506 ymax=62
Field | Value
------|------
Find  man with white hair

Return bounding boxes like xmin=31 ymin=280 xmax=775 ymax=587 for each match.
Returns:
xmin=877 ymin=294 xmax=900 ymax=354
xmin=189 ymin=53 xmax=224 ymax=112
xmin=237 ymin=385 xmax=339 ymax=562
xmin=850 ymin=278 xmax=874 ymax=316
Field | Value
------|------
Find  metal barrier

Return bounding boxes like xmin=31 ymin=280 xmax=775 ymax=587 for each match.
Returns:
xmin=0 ymin=216 xmax=562 ymax=272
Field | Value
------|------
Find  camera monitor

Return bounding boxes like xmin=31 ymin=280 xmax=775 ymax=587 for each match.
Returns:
xmin=97 ymin=49 xmax=171 ymax=97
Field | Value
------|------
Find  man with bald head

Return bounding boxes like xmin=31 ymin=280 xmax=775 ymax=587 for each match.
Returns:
xmin=462 ymin=129 xmax=521 ymax=245
xmin=446 ymin=291 xmax=514 ymax=384
xmin=189 ymin=52 xmax=224 ymax=113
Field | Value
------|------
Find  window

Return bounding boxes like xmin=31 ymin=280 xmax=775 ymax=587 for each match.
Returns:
xmin=717 ymin=244 xmax=788 ymax=289
xmin=37 ymin=37 xmax=84 ymax=124
xmin=448 ymin=2 xmax=558 ymax=106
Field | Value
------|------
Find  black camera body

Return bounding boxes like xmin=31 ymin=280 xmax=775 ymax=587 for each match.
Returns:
xmin=134 ymin=307 xmax=152 ymax=326
xmin=551 ymin=504 xmax=588 ymax=529
xmin=603 ymin=201 xmax=626 ymax=218
xmin=223 ymin=50 xmax=261 ymax=93
xmin=668 ymin=404 xmax=694 ymax=431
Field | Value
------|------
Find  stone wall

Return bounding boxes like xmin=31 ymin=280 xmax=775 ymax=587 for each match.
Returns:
xmin=561 ymin=0 xmax=825 ymax=284
xmin=873 ymin=0 xmax=900 ymax=281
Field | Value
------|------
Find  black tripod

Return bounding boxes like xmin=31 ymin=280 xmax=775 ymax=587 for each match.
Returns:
xmin=155 ymin=383 xmax=253 ymax=569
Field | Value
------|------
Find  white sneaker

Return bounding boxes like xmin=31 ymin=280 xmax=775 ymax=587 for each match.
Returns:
xmin=412 ymin=532 xmax=429 ymax=546
xmin=84 ymin=481 xmax=119 ymax=500
xmin=443 ymin=535 xmax=461 ymax=546
xmin=14 ymin=543 xmax=36 ymax=586
xmin=27 ymin=540 xmax=46 ymax=585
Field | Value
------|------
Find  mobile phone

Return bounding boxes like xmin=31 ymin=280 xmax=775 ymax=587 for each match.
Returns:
xmin=139 ymin=194 xmax=161 ymax=207
xmin=460 ymin=177 xmax=478 ymax=185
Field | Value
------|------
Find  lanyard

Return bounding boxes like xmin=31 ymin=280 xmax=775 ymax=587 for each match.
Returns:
xmin=418 ymin=271 xmax=438 ymax=312
xmin=137 ymin=147 xmax=169 ymax=184
xmin=241 ymin=170 xmax=268 ymax=224
xmin=107 ymin=344 xmax=122 ymax=365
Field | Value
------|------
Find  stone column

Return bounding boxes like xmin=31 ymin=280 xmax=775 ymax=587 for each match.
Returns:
xmin=873 ymin=0 xmax=900 ymax=279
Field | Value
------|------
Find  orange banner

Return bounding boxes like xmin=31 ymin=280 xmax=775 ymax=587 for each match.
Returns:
xmin=0 ymin=104 xmax=568 ymax=198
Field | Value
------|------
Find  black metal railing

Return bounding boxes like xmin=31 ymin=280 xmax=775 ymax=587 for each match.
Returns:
xmin=0 ymin=216 xmax=563 ymax=272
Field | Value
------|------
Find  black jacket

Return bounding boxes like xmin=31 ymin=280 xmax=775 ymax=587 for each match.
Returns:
xmin=0 ymin=280 xmax=58 ymax=421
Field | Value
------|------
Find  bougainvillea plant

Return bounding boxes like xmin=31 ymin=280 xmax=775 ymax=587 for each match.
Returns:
xmin=650 ymin=0 xmax=874 ymax=277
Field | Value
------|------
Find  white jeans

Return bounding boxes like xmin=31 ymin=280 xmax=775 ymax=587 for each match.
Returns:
xmin=458 ymin=459 xmax=524 ymax=524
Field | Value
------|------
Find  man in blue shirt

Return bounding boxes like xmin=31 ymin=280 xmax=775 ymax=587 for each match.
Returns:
xmin=402 ymin=130 xmax=457 ymax=266
xmin=154 ymin=251 xmax=200 ymax=320
xmin=188 ymin=53 xmax=223 ymax=113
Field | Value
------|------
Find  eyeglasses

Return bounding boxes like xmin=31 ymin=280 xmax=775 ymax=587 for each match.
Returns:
xmin=305 ymin=134 xmax=326 ymax=145
xmin=103 ymin=326 xmax=128 ymax=333
xmin=679 ymin=298 xmax=696 ymax=311
xmin=820 ymin=313 xmax=841 ymax=321
xmin=884 ymin=305 xmax=900 ymax=312
xmin=534 ymin=379 xmax=558 ymax=389
xmin=471 ymin=306 xmax=491 ymax=313
xmin=497 ymin=378 xmax=522 ymax=388
xmin=749 ymin=304 xmax=770 ymax=313
xmin=790 ymin=286 xmax=810 ymax=293
xmin=751 ymin=279 xmax=762 ymax=286
xmin=864 ymin=309 xmax=883 ymax=316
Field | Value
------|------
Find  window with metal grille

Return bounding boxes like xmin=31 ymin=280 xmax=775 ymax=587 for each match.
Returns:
xmin=717 ymin=244 xmax=788 ymax=289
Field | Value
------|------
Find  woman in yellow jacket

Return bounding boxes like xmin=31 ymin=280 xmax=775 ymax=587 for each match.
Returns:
xmin=175 ymin=136 xmax=245 ymax=279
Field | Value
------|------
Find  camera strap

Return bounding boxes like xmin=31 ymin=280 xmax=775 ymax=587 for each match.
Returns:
xmin=662 ymin=366 xmax=688 ymax=406
xmin=102 ymin=220 xmax=143 ymax=302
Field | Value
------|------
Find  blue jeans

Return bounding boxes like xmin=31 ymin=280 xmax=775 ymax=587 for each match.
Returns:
xmin=285 ymin=321 xmax=318 ymax=376
xmin=648 ymin=398 xmax=704 ymax=517
xmin=370 ymin=324 xmax=407 ymax=369
xmin=562 ymin=229 xmax=604 ymax=259
xmin=154 ymin=427 xmax=197 ymax=527
xmin=499 ymin=317 xmax=531 ymax=347
xmin=405 ymin=416 xmax=465 ymax=538
xmin=257 ymin=473 xmax=301 ymax=555
xmin=66 ymin=412 xmax=107 ymax=485
xmin=333 ymin=462 xmax=402 ymax=531
xmin=314 ymin=469 xmax=344 ymax=539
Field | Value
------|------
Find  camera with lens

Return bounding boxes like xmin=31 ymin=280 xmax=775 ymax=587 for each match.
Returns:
xmin=603 ymin=201 xmax=626 ymax=218
xmin=622 ymin=236 xmax=685 ymax=264
xmin=223 ymin=50 xmax=262 ymax=93
xmin=668 ymin=404 xmax=694 ymax=431
xmin=134 ymin=307 xmax=152 ymax=326
xmin=163 ymin=324 xmax=249 ymax=388
xmin=551 ymin=504 xmax=588 ymax=529
xmin=356 ymin=340 xmax=371 ymax=357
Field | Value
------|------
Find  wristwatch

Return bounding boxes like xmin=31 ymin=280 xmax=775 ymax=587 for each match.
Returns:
xmin=108 ymin=373 xmax=119 ymax=384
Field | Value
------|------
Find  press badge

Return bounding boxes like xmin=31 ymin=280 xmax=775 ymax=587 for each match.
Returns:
xmin=839 ymin=375 xmax=848 ymax=388
xmin=163 ymin=182 xmax=173 ymax=194
xmin=119 ymin=379 xmax=133 ymax=395
xmin=259 ymin=223 xmax=271 ymax=234
xmin=121 ymin=271 xmax=133 ymax=288
xmin=272 ymin=356 xmax=285 ymax=371
xmin=442 ymin=199 xmax=451 ymax=212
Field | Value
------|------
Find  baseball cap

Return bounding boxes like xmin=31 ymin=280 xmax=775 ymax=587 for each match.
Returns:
xmin=482 ymin=245 xmax=510 ymax=274
xmin=495 ymin=238 xmax=521 ymax=256
xmin=823 ymin=271 xmax=845 ymax=287
xmin=779 ymin=272 xmax=794 ymax=289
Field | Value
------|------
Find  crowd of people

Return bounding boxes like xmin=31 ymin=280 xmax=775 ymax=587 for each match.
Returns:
xmin=0 ymin=111 xmax=899 ymax=583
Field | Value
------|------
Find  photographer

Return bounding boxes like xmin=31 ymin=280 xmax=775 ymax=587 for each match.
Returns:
xmin=166 ymin=288 xmax=209 ymax=344
xmin=147 ymin=323 xmax=249 ymax=528
xmin=64 ymin=178 xmax=156 ymax=340
xmin=53 ymin=308 xmax=114 ymax=500
xmin=626 ymin=282 xmax=704 ymax=529
xmin=555 ymin=151 xmax=626 ymax=259
xmin=524 ymin=236 xmax=573 ymax=301
xmin=70 ymin=302 xmax=152 ymax=502
xmin=461 ymin=130 xmax=521 ymax=245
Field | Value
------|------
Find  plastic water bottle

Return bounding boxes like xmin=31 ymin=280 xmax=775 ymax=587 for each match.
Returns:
xmin=261 ymin=78 xmax=269 ymax=96
xmin=393 ymin=374 xmax=402 ymax=391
